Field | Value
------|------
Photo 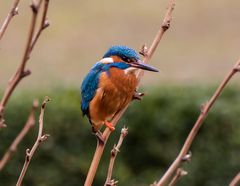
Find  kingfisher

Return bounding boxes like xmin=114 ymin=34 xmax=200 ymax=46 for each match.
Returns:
xmin=80 ymin=45 xmax=159 ymax=142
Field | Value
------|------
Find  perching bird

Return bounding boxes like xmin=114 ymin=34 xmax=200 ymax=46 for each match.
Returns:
xmin=81 ymin=45 xmax=158 ymax=142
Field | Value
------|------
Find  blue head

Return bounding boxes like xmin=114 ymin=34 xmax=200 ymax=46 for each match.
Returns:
xmin=101 ymin=45 xmax=159 ymax=72
xmin=103 ymin=45 xmax=140 ymax=61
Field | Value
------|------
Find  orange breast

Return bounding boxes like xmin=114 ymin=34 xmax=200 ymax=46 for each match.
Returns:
xmin=89 ymin=67 xmax=137 ymax=130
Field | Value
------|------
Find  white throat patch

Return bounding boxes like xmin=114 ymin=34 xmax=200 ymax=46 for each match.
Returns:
xmin=100 ymin=57 xmax=114 ymax=64
xmin=124 ymin=67 xmax=138 ymax=75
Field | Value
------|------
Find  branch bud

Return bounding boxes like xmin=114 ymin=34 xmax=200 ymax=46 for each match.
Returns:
xmin=182 ymin=151 xmax=192 ymax=162
xmin=40 ymin=134 xmax=50 ymax=142
xmin=12 ymin=7 xmax=19 ymax=16
xmin=139 ymin=44 xmax=148 ymax=57
xmin=41 ymin=96 xmax=51 ymax=109
xmin=21 ymin=69 xmax=31 ymax=78
xmin=30 ymin=0 xmax=39 ymax=14
xmin=121 ymin=127 xmax=128 ymax=137
xmin=162 ymin=21 xmax=171 ymax=31
xmin=43 ymin=19 xmax=50 ymax=29
xmin=25 ymin=149 xmax=31 ymax=161
xmin=177 ymin=168 xmax=188 ymax=176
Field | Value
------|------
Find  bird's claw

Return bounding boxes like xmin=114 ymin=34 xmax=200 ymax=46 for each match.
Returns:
xmin=133 ymin=92 xmax=145 ymax=101
xmin=95 ymin=131 xmax=105 ymax=144
xmin=92 ymin=129 xmax=105 ymax=145
xmin=104 ymin=121 xmax=115 ymax=131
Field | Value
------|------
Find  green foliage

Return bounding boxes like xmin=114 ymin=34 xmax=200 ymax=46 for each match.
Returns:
xmin=0 ymin=86 xmax=239 ymax=186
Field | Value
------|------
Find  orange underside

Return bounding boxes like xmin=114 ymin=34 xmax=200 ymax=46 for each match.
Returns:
xmin=89 ymin=67 xmax=137 ymax=130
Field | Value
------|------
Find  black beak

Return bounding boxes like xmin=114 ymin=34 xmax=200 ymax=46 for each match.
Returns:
xmin=130 ymin=60 xmax=159 ymax=72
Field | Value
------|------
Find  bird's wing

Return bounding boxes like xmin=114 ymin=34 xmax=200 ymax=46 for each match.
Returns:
xmin=81 ymin=62 xmax=103 ymax=116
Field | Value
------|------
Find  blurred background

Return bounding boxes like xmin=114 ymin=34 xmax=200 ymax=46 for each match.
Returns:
xmin=0 ymin=0 xmax=240 ymax=186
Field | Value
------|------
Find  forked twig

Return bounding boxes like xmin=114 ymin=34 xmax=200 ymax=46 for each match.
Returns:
xmin=84 ymin=1 xmax=176 ymax=185
xmin=0 ymin=0 xmax=50 ymax=128
xmin=0 ymin=0 xmax=20 ymax=41
xmin=0 ymin=100 xmax=38 ymax=171
xmin=29 ymin=0 xmax=50 ymax=53
xmin=16 ymin=97 xmax=50 ymax=186
xmin=156 ymin=59 xmax=240 ymax=186
xmin=229 ymin=172 xmax=240 ymax=186
xmin=168 ymin=168 xmax=187 ymax=186
xmin=104 ymin=127 xmax=128 ymax=186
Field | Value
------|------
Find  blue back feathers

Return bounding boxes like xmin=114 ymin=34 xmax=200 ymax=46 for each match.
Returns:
xmin=103 ymin=45 xmax=140 ymax=60
xmin=81 ymin=45 xmax=139 ymax=116
xmin=81 ymin=63 xmax=103 ymax=116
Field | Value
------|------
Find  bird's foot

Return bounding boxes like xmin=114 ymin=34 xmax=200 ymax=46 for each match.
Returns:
xmin=104 ymin=121 xmax=115 ymax=131
xmin=133 ymin=91 xmax=145 ymax=101
xmin=93 ymin=130 xmax=105 ymax=144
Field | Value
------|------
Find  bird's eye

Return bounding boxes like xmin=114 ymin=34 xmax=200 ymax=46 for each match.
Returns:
xmin=122 ymin=56 xmax=129 ymax=62
xmin=131 ymin=58 xmax=137 ymax=63
xmin=122 ymin=56 xmax=136 ymax=63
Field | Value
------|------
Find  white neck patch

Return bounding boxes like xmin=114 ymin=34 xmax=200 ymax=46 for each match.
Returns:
xmin=124 ymin=67 xmax=138 ymax=75
xmin=100 ymin=57 xmax=114 ymax=64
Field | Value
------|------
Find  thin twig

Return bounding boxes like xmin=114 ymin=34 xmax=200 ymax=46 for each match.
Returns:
xmin=0 ymin=0 xmax=20 ymax=41
xmin=0 ymin=100 xmax=38 ymax=171
xmin=156 ymin=59 xmax=240 ymax=186
xmin=0 ymin=0 xmax=50 ymax=128
xmin=168 ymin=168 xmax=187 ymax=186
xmin=163 ymin=153 xmax=190 ymax=186
xmin=136 ymin=0 xmax=175 ymax=81
xmin=145 ymin=0 xmax=175 ymax=63
xmin=84 ymin=1 xmax=176 ymax=185
xmin=29 ymin=0 xmax=50 ymax=53
xmin=16 ymin=97 xmax=50 ymax=186
xmin=229 ymin=172 xmax=240 ymax=186
xmin=104 ymin=127 xmax=128 ymax=186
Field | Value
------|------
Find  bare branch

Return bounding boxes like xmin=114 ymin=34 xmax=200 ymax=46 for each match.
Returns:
xmin=229 ymin=172 xmax=240 ymax=186
xmin=168 ymin=168 xmax=187 ymax=186
xmin=156 ymin=59 xmax=240 ymax=186
xmin=0 ymin=0 xmax=50 ymax=128
xmin=84 ymin=0 xmax=176 ymax=185
xmin=145 ymin=0 xmax=175 ymax=63
xmin=104 ymin=127 xmax=128 ymax=186
xmin=29 ymin=0 xmax=50 ymax=53
xmin=0 ymin=100 xmax=38 ymax=171
xmin=0 ymin=0 xmax=20 ymax=41
xmin=136 ymin=0 xmax=175 ymax=81
xmin=16 ymin=97 xmax=50 ymax=186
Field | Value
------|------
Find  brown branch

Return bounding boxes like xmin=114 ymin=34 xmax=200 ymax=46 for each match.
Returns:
xmin=137 ymin=0 xmax=175 ymax=81
xmin=145 ymin=0 xmax=175 ymax=63
xmin=156 ymin=59 xmax=240 ymax=186
xmin=0 ymin=0 xmax=50 ymax=128
xmin=16 ymin=97 xmax=50 ymax=186
xmin=0 ymin=100 xmax=38 ymax=171
xmin=168 ymin=168 xmax=187 ymax=186
xmin=29 ymin=0 xmax=50 ymax=53
xmin=84 ymin=1 xmax=176 ymax=185
xmin=150 ymin=153 xmax=190 ymax=186
xmin=0 ymin=0 xmax=20 ymax=41
xmin=104 ymin=127 xmax=128 ymax=186
xmin=229 ymin=172 xmax=240 ymax=186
